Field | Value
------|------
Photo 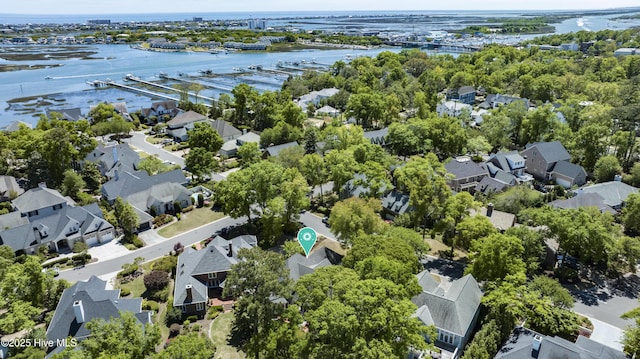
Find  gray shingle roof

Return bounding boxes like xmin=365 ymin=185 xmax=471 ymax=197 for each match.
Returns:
xmin=264 ymin=141 xmax=299 ymax=157
xmin=495 ymin=327 xmax=626 ymax=359
xmin=46 ymin=276 xmax=151 ymax=345
xmin=46 ymin=107 xmax=83 ymax=122
xmin=578 ymin=181 xmax=639 ymax=208
xmin=550 ymin=193 xmax=616 ymax=214
xmin=412 ymin=274 xmax=482 ymax=336
xmin=525 ymin=141 xmax=571 ymax=164
xmin=476 ymin=176 xmax=511 ymax=194
xmin=84 ymin=142 xmax=140 ymax=178
xmin=487 ymin=151 xmax=525 ymax=172
xmin=551 ymin=161 xmax=586 ymax=180
xmin=286 ymin=247 xmax=343 ymax=281
xmin=363 ymin=127 xmax=388 ymax=145
xmin=166 ymin=110 xmax=207 ymax=128
xmin=0 ymin=175 xmax=24 ymax=199
xmin=12 ymin=186 xmax=67 ymax=214
xmin=381 ymin=190 xmax=411 ymax=215
xmin=445 ymin=159 xmax=486 ymax=180
xmin=173 ymin=235 xmax=257 ymax=307
xmin=211 ymin=120 xmax=242 ymax=141
xmin=101 ymin=169 xmax=187 ymax=203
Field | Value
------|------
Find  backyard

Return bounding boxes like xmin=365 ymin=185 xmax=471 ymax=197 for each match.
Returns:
xmin=209 ymin=312 xmax=245 ymax=359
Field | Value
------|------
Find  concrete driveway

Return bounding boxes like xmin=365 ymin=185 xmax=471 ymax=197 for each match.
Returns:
xmin=124 ymin=131 xmax=185 ymax=167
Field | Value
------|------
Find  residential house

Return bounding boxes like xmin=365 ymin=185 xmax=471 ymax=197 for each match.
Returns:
xmin=0 ymin=120 xmax=32 ymax=133
xmin=46 ymin=107 xmax=84 ymax=122
xmin=494 ymin=326 xmax=626 ymax=359
xmin=141 ymin=101 xmax=179 ymax=122
xmin=101 ymin=169 xmax=190 ymax=229
xmin=436 ymin=100 xmax=472 ymax=118
xmin=342 ymin=173 xmax=391 ymax=199
xmin=46 ymin=276 xmax=152 ymax=356
xmin=445 ymin=158 xmax=487 ymax=193
xmin=82 ymin=142 xmax=141 ymax=179
xmin=412 ymin=271 xmax=483 ymax=354
xmin=363 ymin=127 xmax=389 ymax=146
xmin=286 ymin=247 xmax=343 ymax=281
xmin=314 ymin=105 xmax=340 ymax=117
xmin=296 ymin=88 xmax=340 ymax=109
xmin=521 ymin=141 xmax=587 ymax=188
xmin=381 ymin=190 xmax=411 ymax=220
xmin=470 ymin=203 xmax=516 ymax=232
xmin=576 ymin=181 xmax=639 ymax=211
xmin=480 ymin=94 xmax=531 ymax=109
xmin=549 ymin=192 xmax=617 ymax=214
xmin=166 ymin=111 xmax=209 ymax=142
xmin=0 ymin=175 xmax=24 ymax=201
xmin=0 ymin=184 xmax=114 ymax=254
xmin=211 ymin=119 xmax=242 ymax=143
xmin=446 ymin=86 xmax=476 ymax=105
xmin=263 ymin=141 xmax=300 ymax=158
xmin=173 ymin=235 xmax=257 ymax=315
xmin=486 ymin=151 xmax=527 ymax=179
xmin=475 ymin=175 xmax=515 ymax=194
xmin=89 ymin=102 xmax=131 ymax=121
xmin=219 ymin=131 xmax=261 ymax=158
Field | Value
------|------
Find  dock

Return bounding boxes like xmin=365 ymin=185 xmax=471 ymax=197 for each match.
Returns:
xmin=89 ymin=79 xmax=212 ymax=107
xmin=126 ymin=74 xmax=218 ymax=102
xmin=159 ymin=73 xmax=234 ymax=92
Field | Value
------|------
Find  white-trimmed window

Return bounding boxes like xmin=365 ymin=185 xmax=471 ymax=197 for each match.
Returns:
xmin=181 ymin=305 xmax=187 ymax=313
xmin=196 ymin=302 xmax=205 ymax=311
xmin=208 ymin=272 xmax=217 ymax=279
xmin=208 ymin=280 xmax=220 ymax=288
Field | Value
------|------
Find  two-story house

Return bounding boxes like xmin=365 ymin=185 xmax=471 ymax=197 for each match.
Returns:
xmin=412 ymin=271 xmax=483 ymax=355
xmin=173 ymin=235 xmax=257 ymax=316
xmin=46 ymin=276 xmax=152 ymax=356
xmin=436 ymin=100 xmax=472 ymax=118
xmin=141 ymin=100 xmax=179 ymax=122
xmin=445 ymin=158 xmax=488 ymax=193
xmin=0 ymin=183 xmax=114 ymax=254
xmin=166 ymin=111 xmax=209 ymax=142
xmin=445 ymin=86 xmax=476 ymax=105
xmin=82 ymin=142 xmax=141 ymax=180
xmin=521 ymin=141 xmax=587 ymax=188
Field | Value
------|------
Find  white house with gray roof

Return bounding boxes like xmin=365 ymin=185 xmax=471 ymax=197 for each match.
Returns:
xmin=46 ymin=275 xmax=152 ymax=357
xmin=82 ymin=141 xmax=141 ymax=179
xmin=575 ymin=181 xmax=639 ymax=210
xmin=0 ymin=184 xmax=114 ymax=254
xmin=173 ymin=235 xmax=257 ymax=315
xmin=412 ymin=271 xmax=483 ymax=354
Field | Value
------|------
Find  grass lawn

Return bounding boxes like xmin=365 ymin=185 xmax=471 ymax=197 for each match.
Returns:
xmin=209 ymin=312 xmax=245 ymax=359
xmin=146 ymin=136 xmax=163 ymax=144
xmin=158 ymin=208 xmax=225 ymax=238
xmin=118 ymin=275 xmax=146 ymax=298
xmin=426 ymin=236 xmax=468 ymax=260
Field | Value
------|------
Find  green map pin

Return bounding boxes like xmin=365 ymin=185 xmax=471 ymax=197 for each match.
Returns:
xmin=297 ymin=227 xmax=318 ymax=257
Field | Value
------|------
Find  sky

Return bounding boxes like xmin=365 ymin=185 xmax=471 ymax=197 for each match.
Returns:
xmin=4 ymin=0 xmax=640 ymax=14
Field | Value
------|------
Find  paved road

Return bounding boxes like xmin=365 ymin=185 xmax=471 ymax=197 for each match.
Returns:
xmin=59 ymin=216 xmax=244 ymax=282
xmin=571 ymin=284 xmax=638 ymax=329
xmin=124 ymin=131 xmax=185 ymax=167
xmin=59 ymin=212 xmax=334 ymax=283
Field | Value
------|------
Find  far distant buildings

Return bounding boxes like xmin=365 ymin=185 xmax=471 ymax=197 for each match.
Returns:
xmin=86 ymin=19 xmax=111 ymax=25
xmin=248 ymin=19 xmax=267 ymax=30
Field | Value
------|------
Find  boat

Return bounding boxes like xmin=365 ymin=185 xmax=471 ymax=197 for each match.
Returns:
xmin=232 ymin=67 xmax=242 ymax=72
xmin=247 ymin=65 xmax=257 ymax=70
xmin=45 ymin=76 xmax=53 ymax=80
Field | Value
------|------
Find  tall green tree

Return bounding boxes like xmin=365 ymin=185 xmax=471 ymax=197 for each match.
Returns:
xmin=623 ymin=193 xmax=640 ymax=236
xmin=466 ymin=233 xmax=527 ymax=283
xmin=60 ymin=169 xmax=86 ymax=201
xmin=114 ymin=197 xmax=139 ymax=236
xmin=185 ymin=147 xmax=217 ymax=181
xmin=237 ymin=142 xmax=261 ymax=168
xmin=329 ymin=197 xmax=386 ymax=246
xmin=223 ymin=248 xmax=293 ymax=359
xmin=187 ymin=122 xmax=223 ymax=153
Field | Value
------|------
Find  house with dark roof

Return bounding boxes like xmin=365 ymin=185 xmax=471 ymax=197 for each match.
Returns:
xmin=263 ymin=141 xmax=300 ymax=158
xmin=576 ymin=181 xmax=639 ymax=210
xmin=475 ymin=175 xmax=514 ymax=194
xmin=342 ymin=173 xmax=391 ymax=199
xmin=445 ymin=158 xmax=488 ymax=193
xmin=549 ymin=192 xmax=617 ymax=214
xmin=521 ymin=141 xmax=586 ymax=188
xmin=0 ymin=175 xmax=24 ymax=201
xmin=363 ymin=127 xmax=389 ymax=146
xmin=286 ymin=247 xmax=343 ymax=281
xmin=412 ymin=271 xmax=483 ymax=353
xmin=82 ymin=142 xmax=141 ymax=179
xmin=470 ymin=204 xmax=516 ymax=232
xmin=0 ymin=120 xmax=32 ymax=133
xmin=101 ymin=169 xmax=190 ymax=228
xmin=381 ymin=190 xmax=411 ymax=220
xmin=486 ymin=151 xmax=527 ymax=178
xmin=494 ymin=326 xmax=625 ymax=359
xmin=0 ymin=184 xmax=114 ymax=254
xmin=46 ymin=107 xmax=84 ymax=122
xmin=446 ymin=86 xmax=476 ymax=105
xmin=173 ymin=235 xmax=257 ymax=315
xmin=166 ymin=111 xmax=209 ymax=142
xmin=46 ymin=276 xmax=152 ymax=355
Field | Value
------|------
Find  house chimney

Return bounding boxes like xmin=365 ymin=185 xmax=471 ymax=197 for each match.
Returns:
xmin=114 ymin=169 xmax=119 ymax=181
xmin=73 ymin=300 xmax=85 ymax=323
xmin=112 ymin=146 xmax=118 ymax=164
xmin=185 ymin=284 xmax=193 ymax=301
xmin=486 ymin=203 xmax=494 ymax=217
xmin=531 ymin=334 xmax=542 ymax=356
xmin=38 ymin=182 xmax=47 ymax=189
xmin=227 ymin=242 xmax=233 ymax=257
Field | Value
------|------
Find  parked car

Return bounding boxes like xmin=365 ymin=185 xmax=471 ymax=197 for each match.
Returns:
xmin=322 ymin=216 xmax=329 ymax=225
